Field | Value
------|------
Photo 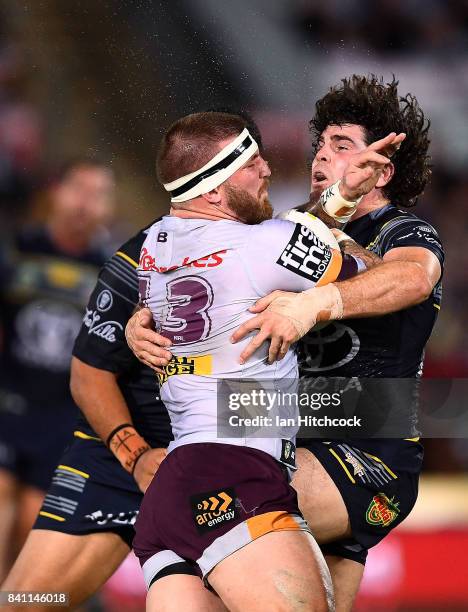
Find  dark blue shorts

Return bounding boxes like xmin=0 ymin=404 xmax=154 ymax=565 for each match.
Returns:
xmin=33 ymin=433 xmax=150 ymax=547
xmin=298 ymin=439 xmax=423 ymax=564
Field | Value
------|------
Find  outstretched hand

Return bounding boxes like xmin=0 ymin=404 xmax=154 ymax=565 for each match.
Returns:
xmin=340 ymin=132 xmax=406 ymax=201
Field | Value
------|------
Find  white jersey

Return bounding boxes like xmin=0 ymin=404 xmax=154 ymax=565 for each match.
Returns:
xmin=138 ymin=215 xmax=341 ymax=463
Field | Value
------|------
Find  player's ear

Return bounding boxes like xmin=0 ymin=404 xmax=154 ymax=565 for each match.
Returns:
xmin=202 ymin=187 xmax=222 ymax=205
xmin=376 ymin=161 xmax=394 ymax=188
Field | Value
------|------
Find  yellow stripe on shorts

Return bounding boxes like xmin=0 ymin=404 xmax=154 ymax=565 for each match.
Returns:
xmin=58 ymin=464 xmax=89 ymax=479
xmin=328 ymin=448 xmax=356 ymax=484
xmin=74 ymin=430 xmax=101 ymax=442
xmin=39 ymin=511 xmax=66 ymax=522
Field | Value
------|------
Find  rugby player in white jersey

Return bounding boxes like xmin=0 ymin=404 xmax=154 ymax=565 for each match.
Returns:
xmin=132 ymin=111 xmax=398 ymax=611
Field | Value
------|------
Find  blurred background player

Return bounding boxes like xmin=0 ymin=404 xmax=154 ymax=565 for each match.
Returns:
xmin=0 ymin=158 xmax=115 ymax=580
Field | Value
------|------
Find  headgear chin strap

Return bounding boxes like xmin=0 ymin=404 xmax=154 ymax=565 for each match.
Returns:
xmin=163 ymin=128 xmax=259 ymax=203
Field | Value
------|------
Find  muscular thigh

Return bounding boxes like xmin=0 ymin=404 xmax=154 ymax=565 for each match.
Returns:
xmin=209 ymin=530 xmax=333 ymax=612
xmin=292 ymin=448 xmax=351 ymax=543
xmin=2 ymin=529 xmax=129 ymax=611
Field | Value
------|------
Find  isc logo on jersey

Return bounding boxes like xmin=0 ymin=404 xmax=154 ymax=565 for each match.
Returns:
xmin=277 ymin=224 xmax=332 ymax=282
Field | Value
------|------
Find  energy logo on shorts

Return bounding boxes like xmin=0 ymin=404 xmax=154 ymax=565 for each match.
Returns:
xmin=191 ymin=488 xmax=238 ymax=534
xmin=366 ymin=493 xmax=400 ymax=527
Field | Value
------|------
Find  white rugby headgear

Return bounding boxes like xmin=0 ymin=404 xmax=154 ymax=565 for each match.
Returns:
xmin=163 ymin=128 xmax=258 ymax=203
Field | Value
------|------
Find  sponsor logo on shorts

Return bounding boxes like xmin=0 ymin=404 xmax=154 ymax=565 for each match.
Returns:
xmin=191 ymin=488 xmax=238 ymax=534
xmin=366 ymin=493 xmax=400 ymax=527
xmin=276 ymin=224 xmax=332 ymax=281
xmin=344 ymin=451 xmax=366 ymax=478
xmin=85 ymin=509 xmax=138 ymax=526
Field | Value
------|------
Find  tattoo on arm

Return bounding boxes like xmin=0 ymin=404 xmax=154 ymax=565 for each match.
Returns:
xmin=340 ymin=240 xmax=382 ymax=269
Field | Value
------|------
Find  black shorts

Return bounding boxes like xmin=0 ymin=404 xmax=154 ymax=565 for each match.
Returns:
xmin=0 ymin=401 xmax=77 ymax=491
xmin=33 ymin=433 xmax=151 ymax=547
xmin=298 ymin=439 xmax=423 ymax=564
xmin=133 ymin=443 xmax=309 ymax=588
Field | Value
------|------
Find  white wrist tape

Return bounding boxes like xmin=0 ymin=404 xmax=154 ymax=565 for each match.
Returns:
xmin=269 ymin=284 xmax=344 ymax=339
xmin=319 ymin=180 xmax=362 ymax=223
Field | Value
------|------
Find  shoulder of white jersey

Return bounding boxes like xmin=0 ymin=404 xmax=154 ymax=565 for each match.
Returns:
xmin=259 ymin=210 xmax=339 ymax=251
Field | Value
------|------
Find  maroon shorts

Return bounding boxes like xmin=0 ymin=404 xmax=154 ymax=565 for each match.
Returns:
xmin=133 ymin=442 xmax=309 ymax=588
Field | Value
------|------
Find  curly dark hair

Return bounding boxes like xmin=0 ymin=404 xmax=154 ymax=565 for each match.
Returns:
xmin=310 ymin=75 xmax=431 ymax=207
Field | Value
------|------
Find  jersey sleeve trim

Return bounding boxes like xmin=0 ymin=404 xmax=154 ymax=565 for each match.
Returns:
xmin=116 ymin=250 xmax=139 ymax=268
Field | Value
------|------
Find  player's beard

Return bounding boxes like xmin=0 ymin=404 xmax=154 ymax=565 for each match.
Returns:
xmin=224 ymin=181 xmax=273 ymax=224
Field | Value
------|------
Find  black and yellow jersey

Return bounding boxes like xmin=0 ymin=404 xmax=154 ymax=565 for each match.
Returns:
xmin=72 ymin=222 xmax=173 ymax=447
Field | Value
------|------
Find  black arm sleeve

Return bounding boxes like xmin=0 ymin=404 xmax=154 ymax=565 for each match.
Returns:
xmin=377 ymin=218 xmax=444 ymax=268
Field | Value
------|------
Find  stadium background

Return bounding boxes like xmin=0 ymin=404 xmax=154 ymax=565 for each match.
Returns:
xmin=0 ymin=1 xmax=466 ymax=610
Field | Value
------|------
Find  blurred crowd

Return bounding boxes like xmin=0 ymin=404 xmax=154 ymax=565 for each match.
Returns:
xmin=293 ymin=0 xmax=468 ymax=57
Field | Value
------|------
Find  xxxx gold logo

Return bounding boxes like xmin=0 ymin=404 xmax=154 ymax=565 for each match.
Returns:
xmin=191 ymin=488 xmax=238 ymax=534
xmin=157 ymin=355 xmax=212 ymax=384
xmin=366 ymin=493 xmax=400 ymax=527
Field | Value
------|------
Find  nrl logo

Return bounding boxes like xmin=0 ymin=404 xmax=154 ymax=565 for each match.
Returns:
xmin=366 ymin=493 xmax=400 ymax=527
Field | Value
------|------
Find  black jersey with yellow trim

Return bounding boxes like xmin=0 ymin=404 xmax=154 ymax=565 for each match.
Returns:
xmin=298 ymin=204 xmax=444 ymax=380
xmin=297 ymin=204 xmax=443 ymax=457
xmin=72 ymin=221 xmax=173 ymax=447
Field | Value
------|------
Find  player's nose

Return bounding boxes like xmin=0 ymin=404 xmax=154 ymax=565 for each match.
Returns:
xmin=260 ymin=157 xmax=271 ymax=178
xmin=315 ymin=145 xmax=330 ymax=163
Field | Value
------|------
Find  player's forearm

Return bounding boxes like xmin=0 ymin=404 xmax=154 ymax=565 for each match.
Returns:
xmin=339 ymin=239 xmax=382 ymax=270
xmin=71 ymin=357 xmax=151 ymax=473
xmin=332 ymin=260 xmax=433 ymax=319
xmin=70 ymin=356 xmax=134 ymax=442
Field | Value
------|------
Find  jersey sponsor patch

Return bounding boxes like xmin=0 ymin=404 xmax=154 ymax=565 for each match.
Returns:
xmin=276 ymin=224 xmax=333 ymax=282
xmin=139 ymin=247 xmax=227 ymax=272
xmin=96 ymin=289 xmax=113 ymax=312
xmin=191 ymin=487 xmax=238 ymax=534
xmin=83 ymin=308 xmax=124 ymax=343
xmin=157 ymin=354 xmax=212 ymax=384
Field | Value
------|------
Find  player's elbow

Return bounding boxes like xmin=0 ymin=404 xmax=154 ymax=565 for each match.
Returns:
xmin=411 ymin=263 xmax=434 ymax=304
xmin=70 ymin=357 xmax=86 ymax=406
